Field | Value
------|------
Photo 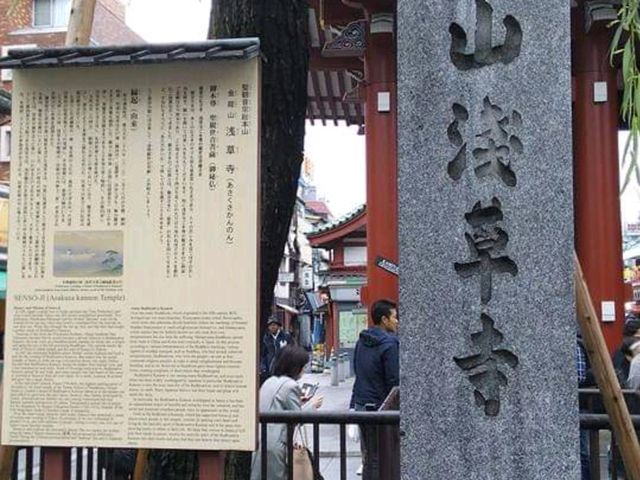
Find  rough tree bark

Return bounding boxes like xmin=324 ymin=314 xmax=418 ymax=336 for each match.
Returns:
xmin=210 ymin=0 xmax=309 ymax=331
xmin=145 ymin=3 xmax=309 ymax=480
xmin=211 ymin=2 xmax=309 ymax=480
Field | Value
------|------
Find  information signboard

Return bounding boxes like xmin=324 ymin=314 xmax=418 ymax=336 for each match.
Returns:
xmin=2 ymin=48 xmax=260 ymax=450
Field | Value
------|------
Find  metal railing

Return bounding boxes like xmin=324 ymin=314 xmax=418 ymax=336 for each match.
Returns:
xmin=259 ymin=410 xmax=400 ymax=480
xmin=579 ymin=388 xmax=640 ymax=479
xmin=13 ymin=387 xmax=623 ymax=479
xmin=10 ymin=447 xmax=112 ymax=480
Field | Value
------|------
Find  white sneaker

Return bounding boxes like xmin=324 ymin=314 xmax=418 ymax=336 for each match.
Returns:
xmin=356 ymin=464 xmax=363 ymax=476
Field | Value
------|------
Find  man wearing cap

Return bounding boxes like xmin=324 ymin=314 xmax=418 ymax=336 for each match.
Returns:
xmin=260 ymin=317 xmax=293 ymax=383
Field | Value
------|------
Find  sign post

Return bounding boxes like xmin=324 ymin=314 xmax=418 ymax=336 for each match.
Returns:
xmin=0 ymin=40 xmax=261 ymax=477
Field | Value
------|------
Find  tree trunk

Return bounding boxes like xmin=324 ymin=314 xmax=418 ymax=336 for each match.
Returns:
xmin=210 ymin=2 xmax=309 ymax=480
xmin=144 ymin=3 xmax=308 ymax=480
xmin=210 ymin=0 xmax=309 ymax=331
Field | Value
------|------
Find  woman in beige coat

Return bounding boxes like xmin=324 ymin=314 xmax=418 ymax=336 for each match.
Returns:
xmin=250 ymin=346 xmax=322 ymax=480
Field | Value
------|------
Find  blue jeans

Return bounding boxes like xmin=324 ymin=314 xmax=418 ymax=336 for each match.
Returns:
xmin=580 ymin=429 xmax=590 ymax=480
xmin=355 ymin=403 xmax=379 ymax=480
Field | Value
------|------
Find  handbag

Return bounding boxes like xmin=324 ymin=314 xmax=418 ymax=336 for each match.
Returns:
xmin=292 ymin=425 xmax=324 ymax=480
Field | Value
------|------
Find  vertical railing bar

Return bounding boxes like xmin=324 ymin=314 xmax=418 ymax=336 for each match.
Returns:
xmin=96 ymin=448 xmax=109 ymax=480
xmin=12 ymin=448 xmax=18 ymax=480
xmin=313 ymin=422 xmax=320 ymax=474
xmin=26 ymin=447 xmax=34 ymax=480
xmin=339 ymin=423 xmax=347 ymax=480
xmin=36 ymin=447 xmax=43 ymax=480
xmin=286 ymin=423 xmax=294 ymax=480
xmin=95 ymin=449 xmax=101 ymax=480
xmin=588 ymin=429 xmax=599 ymax=480
xmin=73 ymin=448 xmax=80 ymax=480
xmin=261 ymin=422 xmax=268 ymax=478
xmin=105 ymin=449 xmax=112 ymax=480
xmin=87 ymin=448 xmax=94 ymax=480
xmin=612 ymin=433 xmax=619 ymax=478
xmin=98 ymin=448 xmax=104 ymax=480
xmin=96 ymin=449 xmax=101 ymax=480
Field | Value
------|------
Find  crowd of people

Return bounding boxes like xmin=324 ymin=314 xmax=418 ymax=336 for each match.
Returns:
xmin=578 ymin=311 xmax=640 ymax=480
xmin=255 ymin=299 xmax=399 ymax=480
xmin=258 ymin=301 xmax=640 ymax=480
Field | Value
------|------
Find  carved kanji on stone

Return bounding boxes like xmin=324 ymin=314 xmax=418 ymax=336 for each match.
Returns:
xmin=447 ymin=103 xmax=469 ymax=180
xmin=454 ymin=313 xmax=519 ymax=416
xmin=447 ymin=97 xmax=522 ymax=185
xmin=449 ymin=0 xmax=523 ymax=71
xmin=454 ymin=198 xmax=517 ymax=304
xmin=473 ymin=97 xmax=523 ymax=187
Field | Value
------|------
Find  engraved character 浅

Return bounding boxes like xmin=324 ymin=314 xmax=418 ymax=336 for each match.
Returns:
xmin=473 ymin=97 xmax=523 ymax=187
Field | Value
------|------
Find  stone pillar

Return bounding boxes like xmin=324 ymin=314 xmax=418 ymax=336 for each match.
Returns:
xmin=397 ymin=1 xmax=578 ymax=478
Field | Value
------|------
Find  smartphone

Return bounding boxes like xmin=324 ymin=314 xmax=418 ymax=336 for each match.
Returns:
xmin=301 ymin=382 xmax=319 ymax=400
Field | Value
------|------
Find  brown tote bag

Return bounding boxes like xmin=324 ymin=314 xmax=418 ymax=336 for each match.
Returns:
xmin=292 ymin=426 xmax=323 ymax=480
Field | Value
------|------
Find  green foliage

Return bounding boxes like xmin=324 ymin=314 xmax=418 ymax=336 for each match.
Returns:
xmin=611 ymin=0 xmax=640 ymax=192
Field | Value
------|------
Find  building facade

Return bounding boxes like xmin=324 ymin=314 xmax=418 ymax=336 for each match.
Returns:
xmin=272 ymin=156 xmax=331 ymax=348
xmin=307 ymin=204 xmax=367 ymax=357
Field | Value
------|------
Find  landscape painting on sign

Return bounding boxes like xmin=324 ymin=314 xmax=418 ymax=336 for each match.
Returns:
xmin=53 ymin=231 xmax=123 ymax=277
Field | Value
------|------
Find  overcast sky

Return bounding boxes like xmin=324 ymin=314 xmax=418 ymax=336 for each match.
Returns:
xmin=126 ymin=0 xmax=211 ymax=43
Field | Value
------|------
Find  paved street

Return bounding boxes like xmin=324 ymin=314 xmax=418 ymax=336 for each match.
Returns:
xmin=299 ymin=371 xmax=362 ymax=480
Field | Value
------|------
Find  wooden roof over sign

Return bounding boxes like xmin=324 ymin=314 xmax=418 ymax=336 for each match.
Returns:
xmin=307 ymin=0 xmax=365 ymax=127
xmin=0 ymin=39 xmax=260 ymax=69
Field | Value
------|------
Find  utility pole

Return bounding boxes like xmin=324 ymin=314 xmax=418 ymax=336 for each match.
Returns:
xmin=65 ymin=0 xmax=98 ymax=46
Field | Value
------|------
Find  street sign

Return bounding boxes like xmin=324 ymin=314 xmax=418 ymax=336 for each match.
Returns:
xmin=375 ymin=256 xmax=399 ymax=276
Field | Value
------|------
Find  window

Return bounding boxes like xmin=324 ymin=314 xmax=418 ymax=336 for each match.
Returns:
xmin=344 ymin=246 xmax=367 ymax=266
xmin=33 ymin=0 xmax=72 ymax=28
xmin=1 ymin=45 xmax=37 ymax=81
xmin=0 ymin=127 xmax=11 ymax=162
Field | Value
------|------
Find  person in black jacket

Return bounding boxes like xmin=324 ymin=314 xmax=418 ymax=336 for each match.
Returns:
xmin=350 ymin=299 xmax=399 ymax=480
xmin=260 ymin=316 xmax=292 ymax=383
xmin=612 ymin=314 xmax=640 ymax=385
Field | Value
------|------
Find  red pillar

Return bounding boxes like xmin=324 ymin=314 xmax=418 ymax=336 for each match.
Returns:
xmin=573 ymin=6 xmax=625 ymax=352
xmin=362 ymin=11 xmax=399 ymax=309
xmin=327 ymin=301 xmax=339 ymax=354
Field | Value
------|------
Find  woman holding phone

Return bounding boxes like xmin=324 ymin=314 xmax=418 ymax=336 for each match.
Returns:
xmin=250 ymin=346 xmax=323 ymax=480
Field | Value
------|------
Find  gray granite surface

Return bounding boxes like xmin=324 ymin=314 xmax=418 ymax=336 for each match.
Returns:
xmin=397 ymin=1 xmax=579 ymax=479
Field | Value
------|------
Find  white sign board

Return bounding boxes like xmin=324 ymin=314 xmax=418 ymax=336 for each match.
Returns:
xmin=601 ymin=301 xmax=616 ymax=323
xmin=626 ymin=223 xmax=640 ymax=236
xmin=3 ymin=58 xmax=260 ymax=450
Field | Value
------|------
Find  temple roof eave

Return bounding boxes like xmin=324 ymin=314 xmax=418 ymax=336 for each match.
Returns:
xmin=307 ymin=204 xmax=367 ymax=246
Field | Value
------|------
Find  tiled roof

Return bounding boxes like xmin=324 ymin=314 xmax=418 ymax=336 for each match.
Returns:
xmin=308 ymin=204 xmax=365 ymax=237
xmin=0 ymin=39 xmax=260 ymax=70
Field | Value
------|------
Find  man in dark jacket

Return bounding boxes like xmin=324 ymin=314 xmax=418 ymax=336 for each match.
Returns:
xmin=260 ymin=316 xmax=292 ymax=383
xmin=350 ymin=299 xmax=398 ymax=480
